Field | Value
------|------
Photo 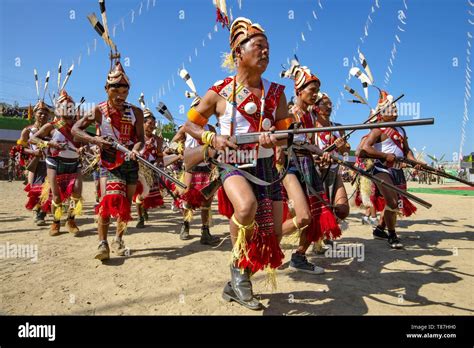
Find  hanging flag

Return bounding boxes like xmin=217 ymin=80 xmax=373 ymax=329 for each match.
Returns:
xmin=398 ymin=10 xmax=407 ymax=24
xmin=301 ymin=32 xmax=306 ymax=42
xmin=388 ymin=66 xmax=392 ymax=74
xmin=375 ymin=0 xmax=380 ymax=9
xmin=312 ymin=11 xmax=317 ymax=19
xmin=395 ymin=34 xmax=401 ymax=43
xmin=318 ymin=0 xmax=323 ymax=9
xmin=208 ymin=32 xmax=212 ymax=40
xmin=403 ymin=0 xmax=408 ymax=10
xmin=214 ymin=24 xmax=218 ymax=32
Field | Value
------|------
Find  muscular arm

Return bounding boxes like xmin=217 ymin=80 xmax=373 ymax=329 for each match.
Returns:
xmin=30 ymin=123 xmax=54 ymax=148
xmin=273 ymin=92 xmax=289 ymax=147
xmin=19 ymin=128 xmax=37 ymax=156
xmin=360 ymin=129 xmax=388 ymax=160
xmin=336 ymin=129 xmax=351 ymax=155
xmin=71 ymin=107 xmax=101 ymax=145
xmin=131 ymin=106 xmax=144 ymax=153
xmin=183 ymin=89 xmax=219 ymax=141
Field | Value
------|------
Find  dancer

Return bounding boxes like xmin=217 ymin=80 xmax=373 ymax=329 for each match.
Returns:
xmin=73 ymin=0 xmax=144 ymax=260
xmin=359 ymin=90 xmax=420 ymax=249
xmin=30 ymin=89 xmax=83 ymax=236
xmin=280 ymin=60 xmax=341 ymax=274
xmin=184 ymin=17 xmax=288 ymax=309
xmin=134 ymin=94 xmax=164 ymax=228
xmin=18 ymin=70 xmax=52 ymax=225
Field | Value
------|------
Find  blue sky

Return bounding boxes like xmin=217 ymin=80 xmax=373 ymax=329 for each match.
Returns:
xmin=0 ymin=0 xmax=472 ymax=160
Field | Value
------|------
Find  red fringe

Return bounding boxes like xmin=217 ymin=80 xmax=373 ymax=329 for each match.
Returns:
xmin=96 ymin=180 xmax=132 ymax=222
xmin=24 ymin=183 xmax=42 ymax=210
xmin=401 ymin=196 xmax=417 ymax=217
xmin=181 ymin=188 xmax=205 ymax=210
xmin=143 ymin=189 xmax=164 ymax=209
xmin=306 ymin=194 xmax=341 ymax=242
xmin=97 ymin=194 xmax=132 ymax=222
xmin=57 ymin=173 xmax=76 ymax=202
xmin=355 ymin=189 xmax=362 ymax=207
xmin=133 ymin=181 xmax=144 ymax=203
xmin=237 ymin=198 xmax=284 ymax=273
xmin=217 ymin=187 xmax=233 ymax=219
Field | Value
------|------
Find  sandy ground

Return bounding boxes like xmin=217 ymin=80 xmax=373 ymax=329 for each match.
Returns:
xmin=0 ymin=180 xmax=472 ymax=316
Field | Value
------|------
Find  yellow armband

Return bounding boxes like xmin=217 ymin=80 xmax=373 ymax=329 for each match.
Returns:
xmin=16 ymin=139 xmax=28 ymax=147
xmin=187 ymin=108 xmax=208 ymax=127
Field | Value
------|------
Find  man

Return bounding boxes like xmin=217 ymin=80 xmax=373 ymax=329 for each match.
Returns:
xmin=72 ymin=61 xmax=144 ymax=261
xmin=184 ymin=17 xmax=292 ymax=310
xmin=30 ymin=90 xmax=83 ymax=236
xmin=18 ymin=100 xmax=51 ymax=225
xmin=314 ymin=93 xmax=350 ymax=221
xmin=133 ymin=102 xmax=164 ymax=228
xmin=178 ymin=98 xmax=220 ymax=245
xmin=280 ymin=62 xmax=340 ymax=275
xmin=360 ymin=90 xmax=419 ymax=249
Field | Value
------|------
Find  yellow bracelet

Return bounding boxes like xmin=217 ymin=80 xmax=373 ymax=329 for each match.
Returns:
xmin=201 ymin=131 xmax=215 ymax=147
xmin=38 ymin=141 xmax=49 ymax=149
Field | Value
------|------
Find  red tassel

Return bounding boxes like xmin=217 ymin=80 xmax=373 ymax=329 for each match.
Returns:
xmin=306 ymin=194 xmax=341 ymax=242
xmin=400 ymin=197 xmax=417 ymax=217
xmin=132 ymin=181 xmax=144 ymax=203
xmin=355 ymin=189 xmax=362 ymax=207
xmin=143 ymin=189 xmax=164 ymax=209
xmin=217 ymin=187 xmax=233 ymax=219
xmin=97 ymin=180 xmax=132 ymax=222
xmin=97 ymin=194 xmax=132 ymax=222
xmin=237 ymin=198 xmax=284 ymax=273
xmin=24 ymin=183 xmax=42 ymax=210
xmin=56 ymin=173 xmax=77 ymax=202
xmin=181 ymin=188 xmax=204 ymax=210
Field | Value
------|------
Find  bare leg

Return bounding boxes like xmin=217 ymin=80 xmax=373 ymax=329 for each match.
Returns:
xmin=374 ymin=173 xmax=398 ymax=231
xmin=281 ymin=174 xmax=311 ymax=237
xmin=223 ymin=175 xmax=257 ymax=246
xmin=333 ymin=174 xmax=349 ymax=220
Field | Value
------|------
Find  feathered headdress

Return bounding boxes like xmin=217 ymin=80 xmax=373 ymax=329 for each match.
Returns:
xmin=138 ymin=93 xmax=155 ymax=119
xmin=87 ymin=0 xmax=129 ymax=86
xmin=345 ymin=51 xmax=394 ymax=114
xmin=33 ymin=69 xmax=52 ymax=113
xmin=280 ymin=55 xmax=320 ymax=91
xmin=222 ymin=17 xmax=266 ymax=71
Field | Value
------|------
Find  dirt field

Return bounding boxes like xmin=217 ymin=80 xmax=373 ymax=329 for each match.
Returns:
xmin=0 ymin=180 xmax=472 ymax=315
